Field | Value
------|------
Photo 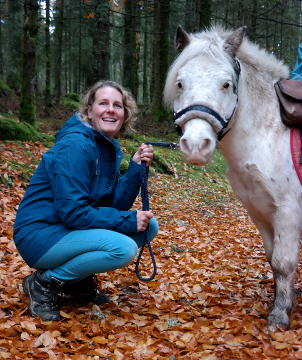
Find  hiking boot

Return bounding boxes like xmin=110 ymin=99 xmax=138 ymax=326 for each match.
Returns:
xmin=22 ymin=270 xmax=64 ymax=321
xmin=62 ymin=275 xmax=110 ymax=305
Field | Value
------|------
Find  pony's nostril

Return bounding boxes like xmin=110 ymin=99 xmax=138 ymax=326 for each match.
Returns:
xmin=180 ymin=138 xmax=190 ymax=153
xmin=201 ymin=138 xmax=211 ymax=150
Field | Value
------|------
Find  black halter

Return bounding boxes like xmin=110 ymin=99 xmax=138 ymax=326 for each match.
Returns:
xmin=173 ymin=59 xmax=241 ymax=141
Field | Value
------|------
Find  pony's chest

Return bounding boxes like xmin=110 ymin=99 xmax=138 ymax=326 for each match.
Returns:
xmin=227 ymin=153 xmax=301 ymax=218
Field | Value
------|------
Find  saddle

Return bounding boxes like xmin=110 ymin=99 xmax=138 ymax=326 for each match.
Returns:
xmin=275 ymin=80 xmax=302 ymax=173
xmin=274 ymin=80 xmax=302 ymax=126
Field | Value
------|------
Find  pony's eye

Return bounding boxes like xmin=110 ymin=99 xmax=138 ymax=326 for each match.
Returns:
xmin=223 ymin=82 xmax=230 ymax=89
xmin=178 ymin=82 xmax=182 ymax=89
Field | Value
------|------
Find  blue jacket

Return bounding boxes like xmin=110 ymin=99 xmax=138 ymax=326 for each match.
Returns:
xmin=13 ymin=113 xmax=141 ymax=267
xmin=291 ymin=43 xmax=302 ymax=81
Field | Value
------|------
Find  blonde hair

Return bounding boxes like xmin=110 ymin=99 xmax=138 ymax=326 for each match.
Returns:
xmin=79 ymin=80 xmax=137 ymax=134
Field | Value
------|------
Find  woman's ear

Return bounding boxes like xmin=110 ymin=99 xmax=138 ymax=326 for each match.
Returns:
xmin=87 ymin=107 xmax=92 ymax=119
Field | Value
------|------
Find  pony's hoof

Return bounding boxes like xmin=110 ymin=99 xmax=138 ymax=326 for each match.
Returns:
xmin=267 ymin=313 xmax=290 ymax=331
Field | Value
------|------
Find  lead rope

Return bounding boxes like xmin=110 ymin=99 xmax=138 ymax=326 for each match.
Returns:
xmin=135 ymin=141 xmax=179 ymax=281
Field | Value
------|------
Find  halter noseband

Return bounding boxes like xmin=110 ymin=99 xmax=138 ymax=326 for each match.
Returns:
xmin=173 ymin=59 xmax=241 ymax=141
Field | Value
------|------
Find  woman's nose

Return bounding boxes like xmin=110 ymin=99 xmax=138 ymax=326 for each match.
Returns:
xmin=106 ymin=104 xmax=115 ymax=113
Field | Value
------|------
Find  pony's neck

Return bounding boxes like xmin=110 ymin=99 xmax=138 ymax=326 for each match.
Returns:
xmin=218 ymin=66 xmax=282 ymax=165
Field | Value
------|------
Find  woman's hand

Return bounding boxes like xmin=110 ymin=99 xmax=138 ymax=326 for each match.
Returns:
xmin=137 ymin=210 xmax=153 ymax=232
xmin=132 ymin=144 xmax=153 ymax=167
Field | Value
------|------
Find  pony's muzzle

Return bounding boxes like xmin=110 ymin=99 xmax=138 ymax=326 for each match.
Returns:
xmin=180 ymin=123 xmax=215 ymax=165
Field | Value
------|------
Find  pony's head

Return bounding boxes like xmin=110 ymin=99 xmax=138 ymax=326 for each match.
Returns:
xmin=164 ymin=26 xmax=246 ymax=165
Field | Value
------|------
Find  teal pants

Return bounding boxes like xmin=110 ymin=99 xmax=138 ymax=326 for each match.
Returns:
xmin=33 ymin=218 xmax=159 ymax=282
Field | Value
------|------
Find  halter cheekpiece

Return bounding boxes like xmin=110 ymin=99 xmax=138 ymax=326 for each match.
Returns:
xmin=173 ymin=59 xmax=241 ymax=141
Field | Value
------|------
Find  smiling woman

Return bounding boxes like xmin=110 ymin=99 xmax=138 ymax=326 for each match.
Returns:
xmin=87 ymin=87 xmax=125 ymax=140
xmin=13 ymin=80 xmax=158 ymax=322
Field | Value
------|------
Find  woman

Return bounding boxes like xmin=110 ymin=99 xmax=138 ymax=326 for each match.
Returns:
xmin=13 ymin=80 xmax=158 ymax=321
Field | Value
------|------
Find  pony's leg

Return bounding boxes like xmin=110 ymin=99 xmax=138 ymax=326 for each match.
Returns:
xmin=267 ymin=226 xmax=300 ymax=331
xmin=249 ymin=218 xmax=275 ymax=307
xmin=250 ymin=215 xmax=299 ymax=330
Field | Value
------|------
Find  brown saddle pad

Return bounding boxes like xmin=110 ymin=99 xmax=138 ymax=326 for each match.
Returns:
xmin=275 ymin=80 xmax=302 ymax=126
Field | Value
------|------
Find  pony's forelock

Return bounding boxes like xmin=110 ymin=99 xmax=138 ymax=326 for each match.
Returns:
xmin=164 ymin=26 xmax=289 ymax=109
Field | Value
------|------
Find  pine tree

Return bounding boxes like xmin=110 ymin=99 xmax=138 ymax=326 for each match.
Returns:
xmin=7 ymin=0 xmax=23 ymax=90
xmin=123 ymin=0 xmax=135 ymax=93
xmin=45 ymin=0 xmax=51 ymax=115
xmin=152 ymin=0 xmax=171 ymax=121
xmin=0 ymin=0 xmax=3 ymax=79
xmin=92 ymin=0 xmax=110 ymax=82
xmin=19 ymin=0 xmax=39 ymax=129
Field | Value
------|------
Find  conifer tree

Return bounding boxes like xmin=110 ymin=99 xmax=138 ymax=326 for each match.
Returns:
xmin=45 ymin=0 xmax=51 ymax=115
xmin=92 ymin=0 xmax=110 ymax=82
xmin=19 ymin=0 xmax=39 ymax=129
xmin=152 ymin=0 xmax=171 ymax=121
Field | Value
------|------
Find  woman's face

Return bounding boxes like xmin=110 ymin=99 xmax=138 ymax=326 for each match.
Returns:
xmin=88 ymin=87 xmax=125 ymax=140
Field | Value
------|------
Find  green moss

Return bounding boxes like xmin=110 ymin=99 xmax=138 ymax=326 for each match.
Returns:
xmin=64 ymin=93 xmax=81 ymax=102
xmin=63 ymin=93 xmax=81 ymax=112
xmin=152 ymin=150 xmax=173 ymax=175
xmin=119 ymin=154 xmax=131 ymax=174
xmin=0 ymin=117 xmax=55 ymax=142
xmin=0 ymin=78 xmax=13 ymax=93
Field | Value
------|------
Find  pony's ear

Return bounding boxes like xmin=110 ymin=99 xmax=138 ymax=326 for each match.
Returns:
xmin=224 ymin=26 xmax=247 ymax=58
xmin=176 ymin=25 xmax=190 ymax=53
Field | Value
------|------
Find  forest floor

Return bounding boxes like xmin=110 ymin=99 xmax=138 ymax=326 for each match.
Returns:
xmin=1 ymin=104 xmax=302 ymax=359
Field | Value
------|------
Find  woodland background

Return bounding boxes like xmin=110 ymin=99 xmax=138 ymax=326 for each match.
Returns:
xmin=3 ymin=1 xmax=302 ymax=359
xmin=1 ymin=0 xmax=302 ymax=127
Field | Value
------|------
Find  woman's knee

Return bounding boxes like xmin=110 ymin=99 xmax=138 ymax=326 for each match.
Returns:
xmin=149 ymin=217 xmax=159 ymax=241
xmin=111 ymin=238 xmax=138 ymax=268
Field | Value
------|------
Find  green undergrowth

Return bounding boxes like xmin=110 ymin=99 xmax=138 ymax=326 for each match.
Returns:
xmin=0 ymin=115 xmax=54 ymax=144
xmin=119 ymin=131 xmax=231 ymax=193
xmin=0 ymin=77 xmax=13 ymax=93
xmin=0 ymin=127 xmax=231 ymax=195
xmin=63 ymin=93 xmax=81 ymax=112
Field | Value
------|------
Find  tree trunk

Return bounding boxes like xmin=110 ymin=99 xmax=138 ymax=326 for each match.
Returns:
xmin=149 ymin=1 xmax=155 ymax=99
xmin=142 ymin=1 xmax=148 ymax=104
xmin=224 ymin=0 xmax=229 ymax=26
xmin=249 ymin=0 xmax=258 ymax=42
xmin=134 ymin=0 xmax=141 ymax=102
xmin=0 ymin=0 xmax=3 ymax=79
xmin=151 ymin=0 xmax=170 ymax=122
xmin=282 ymin=0 xmax=290 ymax=65
xmin=55 ymin=0 xmax=64 ymax=97
xmin=123 ymin=0 xmax=135 ymax=94
xmin=199 ymin=0 xmax=211 ymax=30
xmin=19 ymin=0 xmax=39 ymax=129
xmin=78 ymin=0 xmax=82 ymax=94
xmin=92 ymin=0 xmax=110 ymax=82
xmin=45 ymin=0 xmax=51 ymax=116
xmin=7 ymin=0 xmax=23 ymax=90
xmin=185 ymin=0 xmax=193 ymax=33
xmin=67 ymin=29 xmax=71 ymax=93
xmin=64 ymin=27 xmax=67 ymax=93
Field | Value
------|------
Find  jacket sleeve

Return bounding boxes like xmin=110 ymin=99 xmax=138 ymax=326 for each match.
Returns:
xmin=291 ymin=43 xmax=302 ymax=80
xmin=48 ymin=139 xmax=137 ymax=233
xmin=109 ymin=157 xmax=141 ymax=211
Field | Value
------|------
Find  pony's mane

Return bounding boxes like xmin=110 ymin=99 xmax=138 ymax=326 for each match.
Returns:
xmin=164 ymin=26 xmax=289 ymax=108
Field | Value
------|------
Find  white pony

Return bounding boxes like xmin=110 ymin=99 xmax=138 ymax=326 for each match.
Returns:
xmin=164 ymin=26 xmax=302 ymax=331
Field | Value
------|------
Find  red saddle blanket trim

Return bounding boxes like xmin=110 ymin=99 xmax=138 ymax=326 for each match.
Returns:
xmin=291 ymin=127 xmax=302 ymax=185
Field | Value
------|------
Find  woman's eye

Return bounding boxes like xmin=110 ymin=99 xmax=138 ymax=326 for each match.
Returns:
xmin=115 ymin=104 xmax=122 ymax=108
xmin=178 ymin=82 xmax=182 ymax=89
xmin=100 ymin=102 xmax=107 ymax=105
xmin=223 ymin=82 xmax=230 ymax=89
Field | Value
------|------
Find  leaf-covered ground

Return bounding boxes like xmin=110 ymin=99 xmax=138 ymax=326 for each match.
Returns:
xmin=1 ymin=140 xmax=302 ymax=360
